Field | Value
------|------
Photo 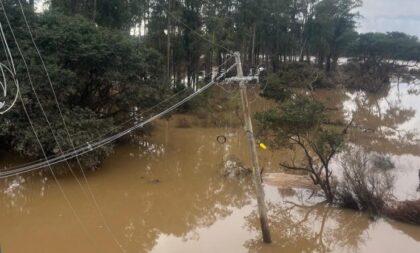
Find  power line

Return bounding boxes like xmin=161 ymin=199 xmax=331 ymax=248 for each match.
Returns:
xmin=1 ymin=0 xmax=92 ymax=204
xmin=1 ymin=56 xmax=234 ymax=173
xmin=0 ymin=60 xmax=237 ymax=178
xmin=0 ymin=2 xmax=239 ymax=250
xmin=0 ymin=0 xmax=96 ymax=247
xmin=0 ymin=86 xmax=193 ymax=171
xmin=0 ymin=21 xmax=19 ymax=115
xmin=15 ymin=1 xmax=127 ymax=251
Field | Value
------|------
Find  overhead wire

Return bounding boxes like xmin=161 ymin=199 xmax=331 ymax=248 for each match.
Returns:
xmin=0 ymin=21 xmax=19 ymax=115
xmin=0 ymin=58 xmax=236 ymax=178
xmin=15 ymin=1 xmax=127 ymax=251
xmin=1 ymin=57 xmax=233 ymax=174
xmin=1 ymin=0 xmax=92 ymax=203
xmin=0 ymin=1 xmax=238 ymax=177
xmin=1 ymin=2 xmax=90 ymax=202
xmin=0 ymin=0 xmax=96 ymax=247
xmin=0 ymin=3 xmax=238 ymax=250
xmin=2 ymin=61 xmax=237 ymax=176
xmin=2 ymin=2 xmax=238 ymax=170
xmin=0 ymin=86 xmax=193 ymax=171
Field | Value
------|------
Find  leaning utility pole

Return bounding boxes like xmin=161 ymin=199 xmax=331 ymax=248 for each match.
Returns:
xmin=234 ymin=52 xmax=272 ymax=243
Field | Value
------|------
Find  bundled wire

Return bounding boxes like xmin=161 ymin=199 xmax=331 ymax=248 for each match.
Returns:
xmin=0 ymin=1 xmax=238 ymax=251
xmin=0 ymin=60 xmax=237 ymax=178
xmin=0 ymin=21 xmax=19 ymax=115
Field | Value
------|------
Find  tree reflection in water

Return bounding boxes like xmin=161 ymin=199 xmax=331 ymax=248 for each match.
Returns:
xmin=244 ymin=189 xmax=369 ymax=253
xmin=342 ymin=82 xmax=420 ymax=155
xmin=314 ymin=80 xmax=420 ymax=156
xmin=1 ymin=84 xmax=420 ymax=252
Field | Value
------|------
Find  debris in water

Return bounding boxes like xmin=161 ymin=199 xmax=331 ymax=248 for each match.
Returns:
xmin=147 ymin=179 xmax=161 ymax=184
xmin=259 ymin=143 xmax=268 ymax=150
xmin=220 ymin=155 xmax=251 ymax=178
xmin=217 ymin=135 xmax=227 ymax=144
xmin=263 ymin=173 xmax=321 ymax=192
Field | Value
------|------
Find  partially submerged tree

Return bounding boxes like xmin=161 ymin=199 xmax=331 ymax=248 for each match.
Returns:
xmin=256 ymin=96 xmax=347 ymax=202
xmin=336 ymin=147 xmax=395 ymax=217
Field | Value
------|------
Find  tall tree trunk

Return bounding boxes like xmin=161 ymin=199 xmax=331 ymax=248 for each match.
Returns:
xmin=29 ymin=0 xmax=34 ymax=12
xmin=166 ymin=0 xmax=172 ymax=83
xmin=299 ymin=39 xmax=307 ymax=62
xmin=326 ymin=54 xmax=332 ymax=72
xmin=251 ymin=23 xmax=256 ymax=68
xmin=318 ymin=53 xmax=324 ymax=69
xmin=92 ymin=0 xmax=97 ymax=22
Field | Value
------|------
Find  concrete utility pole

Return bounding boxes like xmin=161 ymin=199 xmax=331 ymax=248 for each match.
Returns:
xmin=234 ymin=52 xmax=272 ymax=243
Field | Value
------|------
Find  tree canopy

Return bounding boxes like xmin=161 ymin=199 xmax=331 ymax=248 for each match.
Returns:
xmin=2 ymin=0 xmax=420 ymax=168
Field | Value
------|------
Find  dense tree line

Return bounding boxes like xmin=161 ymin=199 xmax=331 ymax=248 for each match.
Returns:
xmin=3 ymin=0 xmax=420 ymax=168
xmin=46 ymin=0 xmax=363 ymax=78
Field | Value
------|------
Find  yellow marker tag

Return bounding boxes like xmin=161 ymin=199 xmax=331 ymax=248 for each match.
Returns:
xmin=259 ymin=143 xmax=268 ymax=150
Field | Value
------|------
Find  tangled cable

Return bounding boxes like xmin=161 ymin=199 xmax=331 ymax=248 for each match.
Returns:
xmin=0 ymin=22 xmax=19 ymax=115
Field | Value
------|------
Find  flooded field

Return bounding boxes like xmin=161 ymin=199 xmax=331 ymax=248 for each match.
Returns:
xmin=1 ymin=82 xmax=420 ymax=252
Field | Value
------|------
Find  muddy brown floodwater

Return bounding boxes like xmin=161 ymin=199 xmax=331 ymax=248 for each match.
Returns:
xmin=1 ymin=82 xmax=420 ymax=253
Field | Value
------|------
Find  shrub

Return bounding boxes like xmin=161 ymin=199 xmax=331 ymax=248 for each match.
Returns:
xmin=336 ymin=147 xmax=395 ymax=217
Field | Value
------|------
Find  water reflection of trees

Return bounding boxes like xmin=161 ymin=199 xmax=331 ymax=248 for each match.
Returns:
xmin=0 ymin=139 xmax=256 ymax=253
xmin=316 ymin=82 xmax=420 ymax=156
xmin=103 ymin=144 xmax=256 ymax=252
xmin=347 ymin=86 xmax=419 ymax=155
xmin=244 ymin=196 xmax=369 ymax=253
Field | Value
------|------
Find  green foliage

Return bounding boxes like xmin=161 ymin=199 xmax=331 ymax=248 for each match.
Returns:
xmin=34 ymin=12 xmax=164 ymax=113
xmin=261 ymin=74 xmax=292 ymax=102
xmin=50 ymin=0 xmax=146 ymax=30
xmin=343 ymin=32 xmax=420 ymax=92
xmin=312 ymin=128 xmax=345 ymax=160
xmin=1 ymin=0 xmax=418 ymax=171
xmin=340 ymin=32 xmax=420 ymax=92
xmin=0 ymin=7 xmax=165 ymax=168
xmin=341 ymin=59 xmax=392 ymax=93
xmin=262 ymin=63 xmax=336 ymax=97
xmin=310 ymin=0 xmax=361 ymax=70
xmin=347 ymin=32 xmax=420 ymax=62
xmin=256 ymin=95 xmax=345 ymax=202
xmin=275 ymin=97 xmax=326 ymax=133
xmin=256 ymin=96 xmax=326 ymax=147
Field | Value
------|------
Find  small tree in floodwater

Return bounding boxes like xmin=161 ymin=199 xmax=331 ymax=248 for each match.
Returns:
xmin=256 ymin=96 xmax=347 ymax=203
xmin=337 ymin=148 xmax=395 ymax=217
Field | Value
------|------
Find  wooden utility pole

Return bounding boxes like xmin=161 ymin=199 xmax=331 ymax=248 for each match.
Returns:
xmin=234 ymin=52 xmax=272 ymax=243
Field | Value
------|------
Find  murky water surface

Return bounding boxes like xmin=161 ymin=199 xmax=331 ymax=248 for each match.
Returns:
xmin=1 ymin=83 xmax=420 ymax=252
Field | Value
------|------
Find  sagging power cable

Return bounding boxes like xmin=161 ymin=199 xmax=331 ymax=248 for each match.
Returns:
xmin=15 ymin=1 xmax=127 ymax=251
xmin=0 ymin=59 xmax=237 ymax=178
xmin=0 ymin=0 xmax=96 ymax=248
xmin=0 ymin=21 xmax=19 ymax=115
xmin=1 ymin=56 xmax=234 ymax=173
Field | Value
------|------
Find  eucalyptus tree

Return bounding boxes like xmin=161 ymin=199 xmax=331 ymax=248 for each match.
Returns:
xmin=311 ymin=0 xmax=361 ymax=71
xmin=49 ymin=0 xmax=148 ymax=30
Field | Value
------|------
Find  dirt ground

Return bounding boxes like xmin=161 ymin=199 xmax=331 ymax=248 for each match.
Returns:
xmin=263 ymin=173 xmax=320 ymax=192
